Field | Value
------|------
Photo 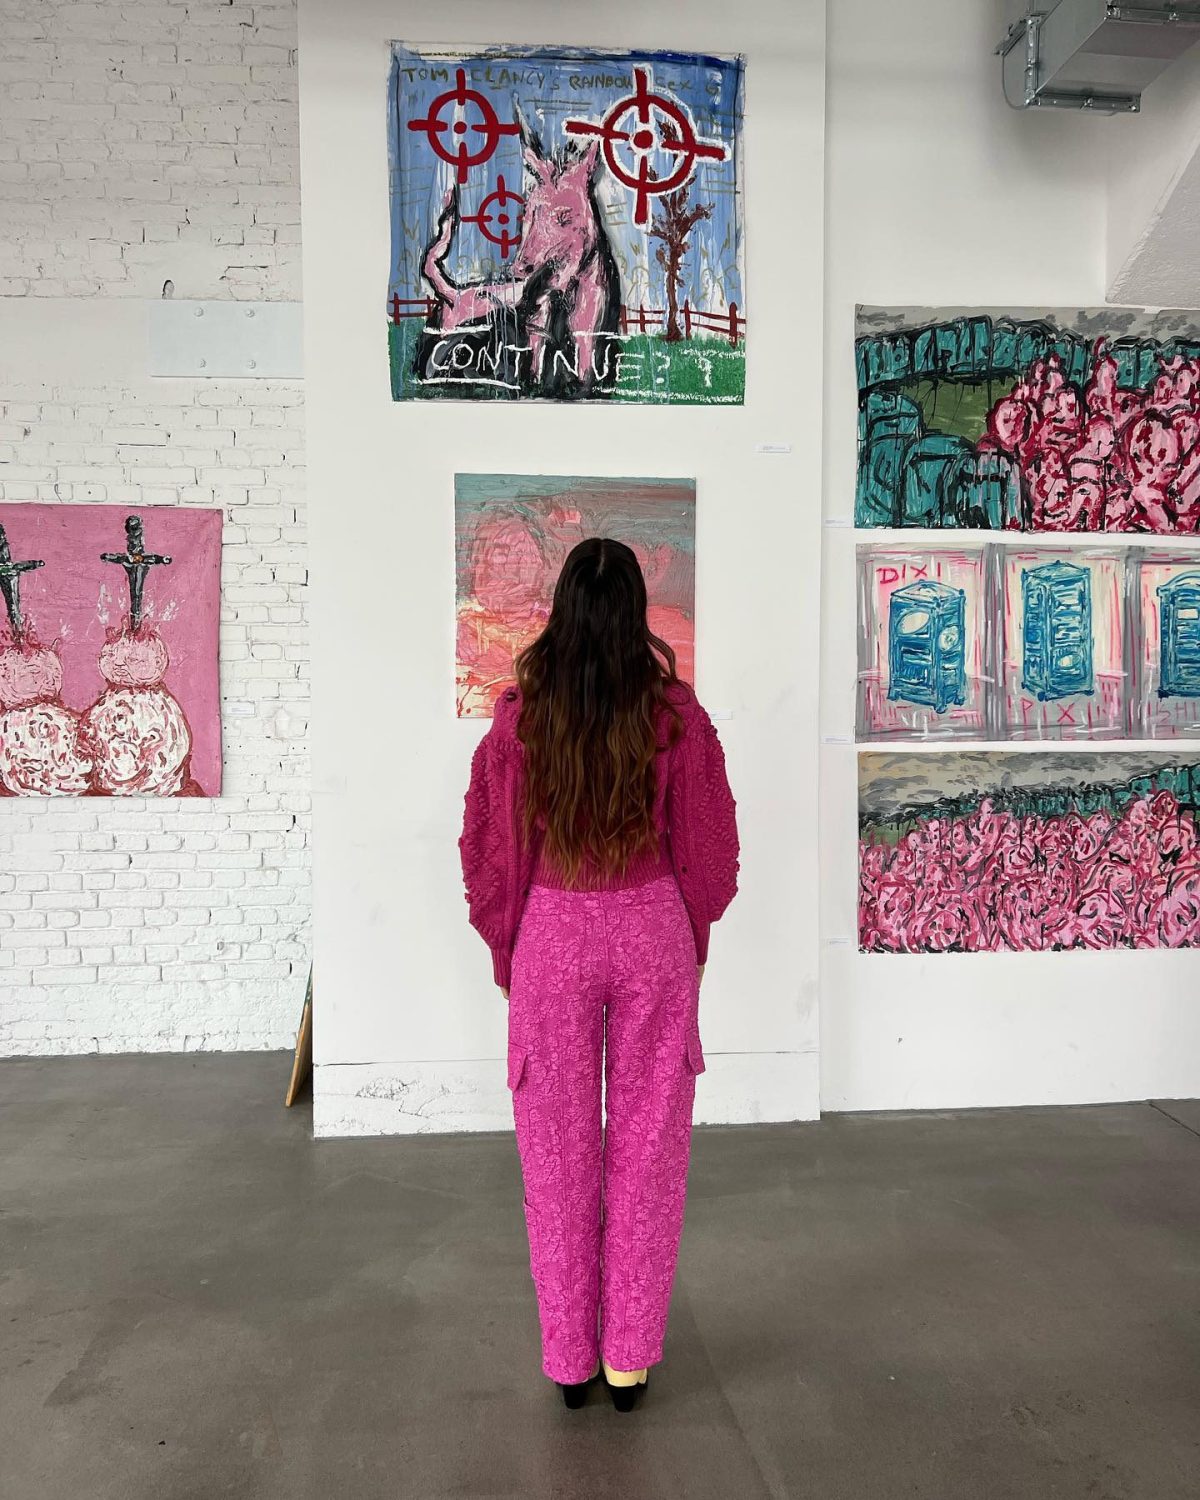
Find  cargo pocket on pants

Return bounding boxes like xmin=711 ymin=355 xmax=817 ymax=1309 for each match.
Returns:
xmin=507 ymin=1042 xmax=531 ymax=1148
xmin=507 ymin=1043 xmax=529 ymax=1092
xmin=506 ymin=1042 xmax=531 ymax=1164
xmin=507 ymin=1044 xmax=538 ymax=1285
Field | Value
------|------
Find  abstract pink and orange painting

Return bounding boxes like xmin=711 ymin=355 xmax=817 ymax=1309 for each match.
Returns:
xmin=454 ymin=474 xmax=695 ymax=717
xmin=0 ymin=503 xmax=222 ymax=796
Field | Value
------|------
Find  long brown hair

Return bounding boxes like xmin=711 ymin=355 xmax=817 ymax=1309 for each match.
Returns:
xmin=516 ymin=538 xmax=681 ymax=885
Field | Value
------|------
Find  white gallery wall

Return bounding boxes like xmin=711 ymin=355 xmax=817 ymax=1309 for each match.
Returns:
xmin=299 ymin=0 xmax=827 ymax=1135
xmin=1106 ymin=42 xmax=1200 ymax=305
xmin=820 ymin=0 xmax=1200 ymax=1111
xmin=13 ymin=0 xmax=1188 ymax=1105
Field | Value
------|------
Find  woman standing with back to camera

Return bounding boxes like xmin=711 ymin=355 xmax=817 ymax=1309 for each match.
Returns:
xmin=460 ymin=537 xmax=739 ymax=1412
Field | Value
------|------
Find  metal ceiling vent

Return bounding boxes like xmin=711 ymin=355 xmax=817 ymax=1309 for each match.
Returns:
xmin=998 ymin=1 xmax=1200 ymax=112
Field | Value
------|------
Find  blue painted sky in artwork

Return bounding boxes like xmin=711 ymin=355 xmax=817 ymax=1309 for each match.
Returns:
xmin=387 ymin=43 xmax=744 ymax=320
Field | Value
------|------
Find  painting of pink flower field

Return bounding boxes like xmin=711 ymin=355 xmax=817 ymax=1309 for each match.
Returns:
xmin=856 ymin=306 xmax=1200 ymax=533
xmin=859 ymin=752 xmax=1200 ymax=953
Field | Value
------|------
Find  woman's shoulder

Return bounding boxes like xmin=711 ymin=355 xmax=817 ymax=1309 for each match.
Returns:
xmin=664 ymin=679 xmax=709 ymax=720
xmin=661 ymin=679 xmax=712 ymax=742
xmin=488 ymin=685 xmax=523 ymax=745
xmin=493 ymin=678 xmax=707 ymax=742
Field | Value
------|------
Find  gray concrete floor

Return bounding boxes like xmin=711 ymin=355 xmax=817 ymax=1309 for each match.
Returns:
xmin=1 ymin=1059 xmax=1198 ymax=1500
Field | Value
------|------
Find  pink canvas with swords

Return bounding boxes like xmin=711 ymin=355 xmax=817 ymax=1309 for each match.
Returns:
xmin=0 ymin=503 xmax=222 ymax=797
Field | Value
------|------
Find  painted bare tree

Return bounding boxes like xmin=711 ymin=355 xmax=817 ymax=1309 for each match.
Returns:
xmin=648 ymin=184 xmax=712 ymax=344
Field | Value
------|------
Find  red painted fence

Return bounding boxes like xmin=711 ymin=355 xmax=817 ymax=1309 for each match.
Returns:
xmin=620 ymin=300 xmax=744 ymax=348
xmin=389 ymin=295 xmax=434 ymax=321
xmin=388 ymin=294 xmax=745 ymax=347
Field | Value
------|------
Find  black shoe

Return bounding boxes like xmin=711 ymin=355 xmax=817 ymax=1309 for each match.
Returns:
xmin=559 ymin=1368 xmax=600 ymax=1409
xmin=604 ymin=1373 xmax=648 ymax=1412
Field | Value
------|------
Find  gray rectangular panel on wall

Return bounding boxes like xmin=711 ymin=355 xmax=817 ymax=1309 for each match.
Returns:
xmin=148 ymin=301 xmax=304 ymax=379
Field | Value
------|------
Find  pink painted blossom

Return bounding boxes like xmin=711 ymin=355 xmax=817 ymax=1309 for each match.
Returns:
xmin=978 ymin=340 xmax=1200 ymax=533
xmin=859 ymin=790 xmax=1200 ymax=952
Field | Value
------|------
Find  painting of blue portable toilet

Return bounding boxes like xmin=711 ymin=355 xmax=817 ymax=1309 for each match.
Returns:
xmin=1021 ymin=560 xmax=1093 ymax=702
xmin=1157 ymin=572 xmax=1200 ymax=697
xmin=887 ymin=580 xmax=966 ymax=712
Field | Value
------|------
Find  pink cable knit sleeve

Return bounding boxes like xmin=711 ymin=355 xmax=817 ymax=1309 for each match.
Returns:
xmin=666 ymin=693 xmax=740 ymax=964
xmin=459 ymin=692 xmax=531 ymax=989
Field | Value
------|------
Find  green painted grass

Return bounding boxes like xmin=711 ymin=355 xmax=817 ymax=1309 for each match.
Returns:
xmin=896 ymin=377 xmax=1001 ymax=442
xmin=861 ymin=761 xmax=1200 ymax=844
xmin=607 ymin=334 xmax=744 ymax=404
xmin=387 ymin=320 xmax=744 ymax=404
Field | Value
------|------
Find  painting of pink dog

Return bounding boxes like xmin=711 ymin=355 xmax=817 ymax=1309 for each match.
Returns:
xmin=0 ymin=504 xmax=222 ymax=797
xmin=388 ymin=45 xmax=745 ymax=404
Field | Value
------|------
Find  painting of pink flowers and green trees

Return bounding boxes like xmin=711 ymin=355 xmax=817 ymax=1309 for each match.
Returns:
xmin=856 ymin=306 xmax=1200 ymax=533
xmin=859 ymin=751 xmax=1200 ymax=953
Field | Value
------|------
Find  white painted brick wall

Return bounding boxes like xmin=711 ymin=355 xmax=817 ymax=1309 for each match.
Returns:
xmin=0 ymin=0 xmax=300 ymax=298
xmin=0 ymin=0 xmax=309 ymax=1055
xmin=0 ymin=379 xmax=310 ymax=1055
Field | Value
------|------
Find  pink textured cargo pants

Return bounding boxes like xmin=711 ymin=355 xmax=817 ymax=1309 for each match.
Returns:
xmin=506 ymin=877 xmax=705 ymax=1384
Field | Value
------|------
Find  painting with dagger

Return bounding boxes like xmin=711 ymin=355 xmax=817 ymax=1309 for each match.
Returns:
xmin=0 ymin=504 xmax=222 ymax=797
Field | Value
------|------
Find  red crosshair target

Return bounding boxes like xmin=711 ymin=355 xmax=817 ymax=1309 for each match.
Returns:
xmin=564 ymin=65 xmax=730 ymax=227
xmin=461 ymin=174 xmax=525 ymax=260
xmin=406 ymin=67 xmax=520 ymax=185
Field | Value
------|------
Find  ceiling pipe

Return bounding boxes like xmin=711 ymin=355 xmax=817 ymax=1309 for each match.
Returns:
xmin=997 ymin=0 xmax=1200 ymax=112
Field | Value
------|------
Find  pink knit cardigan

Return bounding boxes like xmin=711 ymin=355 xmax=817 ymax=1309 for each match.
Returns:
xmin=459 ymin=682 xmax=739 ymax=987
